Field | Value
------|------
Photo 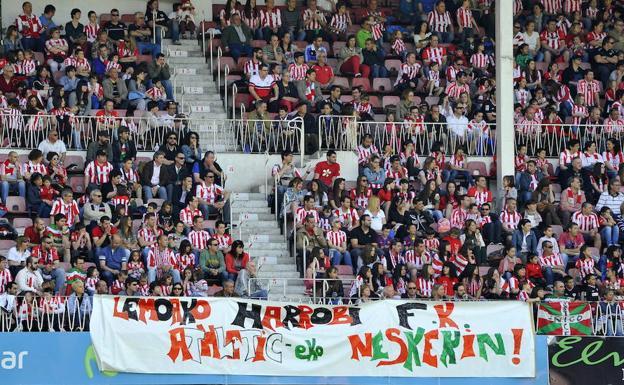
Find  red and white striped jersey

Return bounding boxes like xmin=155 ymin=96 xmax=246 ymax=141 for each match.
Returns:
xmin=288 ymin=63 xmax=309 ymax=81
xmin=353 ymin=101 xmax=372 ymax=116
xmin=577 ymin=79 xmax=600 ymax=107
xmin=176 ymin=252 xmax=196 ymax=271
xmin=215 ymin=233 xmax=232 ymax=250
xmin=426 ymin=68 xmax=440 ymax=86
xmin=470 ymin=52 xmax=491 ymax=69
xmin=424 ymin=237 xmax=439 ymax=251
xmin=147 ymin=246 xmax=176 ymax=269
xmin=609 ymin=101 xmax=624 ymax=117
xmin=296 ymin=207 xmax=319 ymax=225
xmin=84 ymin=161 xmax=114 ymax=185
xmin=356 ymin=144 xmax=379 ymax=165
xmin=468 ymin=119 xmax=488 ymax=135
xmin=421 ymin=46 xmax=446 ymax=65
xmin=513 ymin=0 xmax=523 ymax=15
xmin=500 ymin=210 xmax=522 ymax=230
xmin=349 ymin=187 xmax=372 ymax=209
xmin=559 ymin=149 xmax=581 ymax=166
xmin=539 ymin=252 xmax=564 ymax=267
xmin=604 ymin=118 xmax=624 ymax=135
xmin=584 ymin=5 xmax=598 ymax=19
xmin=138 ymin=227 xmax=162 ymax=245
xmin=195 ymin=182 xmax=223 ymax=204
xmin=19 ymin=59 xmax=37 ymax=76
xmin=449 ymin=154 xmax=465 ymax=169
xmin=427 ymin=10 xmax=452 ymax=32
xmin=84 ymin=23 xmax=101 ymax=43
xmin=16 ymin=13 xmax=43 ymax=38
xmin=451 ymin=254 xmax=469 ymax=275
xmin=45 ymin=38 xmax=68 ymax=58
xmin=111 ymin=279 xmax=124 ymax=295
xmin=160 ymin=284 xmax=172 ymax=296
xmin=416 ymin=277 xmax=434 ymax=298
xmin=385 ymin=167 xmax=408 ymax=183
xmin=541 ymin=0 xmax=562 ymax=14
xmin=515 ymin=117 xmax=541 ymax=135
xmin=603 ymin=151 xmax=624 ymax=171
xmin=571 ymin=104 xmax=588 ymax=126
xmin=260 ymin=8 xmax=282 ymax=29
xmin=31 ymin=246 xmax=59 ymax=265
xmin=242 ymin=12 xmax=260 ymax=30
xmin=244 ymin=59 xmax=261 ymax=78
xmin=575 ymin=257 xmax=595 ymax=279
xmin=120 ymin=167 xmax=139 ymax=185
xmin=586 ymin=31 xmax=607 ymax=45
xmin=219 ymin=8 xmax=240 ymax=27
xmin=446 ymin=82 xmax=470 ymax=100
xmin=50 ymin=199 xmax=80 ymax=227
xmin=329 ymin=13 xmax=350 ymax=33
xmin=404 ymin=250 xmax=431 ymax=271
xmin=89 ymin=82 xmax=104 ymax=99
xmin=303 ymin=8 xmax=326 ymax=30
xmin=540 ymin=29 xmax=566 ymax=50
xmin=395 ymin=62 xmax=421 ymax=85
xmin=0 ymin=269 xmax=12 ymax=294
xmin=571 ymin=210 xmax=599 ymax=232
xmin=179 ymin=207 xmax=201 ymax=227
xmin=1 ymin=160 xmax=19 ymax=178
xmin=563 ymin=0 xmax=581 ymax=13
xmin=110 ymin=195 xmax=129 ymax=212
xmin=392 ymin=38 xmax=406 ymax=55
xmin=188 ymin=229 xmax=211 ymax=250
xmin=333 ymin=207 xmax=359 ymax=228
xmin=456 ymin=7 xmax=474 ymax=28
xmin=21 ymin=161 xmax=47 ymax=176
xmin=105 ymin=60 xmax=122 ymax=73
xmin=515 ymin=88 xmax=531 ymax=107
xmin=467 ymin=187 xmax=493 ymax=207
xmin=146 ymin=86 xmax=165 ymax=101
xmin=85 ymin=277 xmax=98 ymax=293
xmin=450 ymin=208 xmax=467 ymax=229
xmin=326 ymin=229 xmax=347 ymax=247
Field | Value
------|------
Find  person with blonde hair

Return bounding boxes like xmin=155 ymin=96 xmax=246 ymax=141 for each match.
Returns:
xmin=364 ymin=195 xmax=386 ymax=232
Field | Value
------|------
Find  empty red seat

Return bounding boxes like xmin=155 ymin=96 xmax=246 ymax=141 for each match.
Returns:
xmin=467 ymin=161 xmax=488 ymax=176
xmin=219 ymin=56 xmax=237 ymax=72
xmin=351 ymin=77 xmax=371 ymax=92
xmin=332 ymin=76 xmax=350 ymax=90
xmin=382 ymin=95 xmax=400 ymax=108
xmin=384 ymin=59 xmax=402 ymax=73
xmin=6 ymin=196 xmax=26 ymax=214
xmin=373 ymin=78 xmax=392 ymax=93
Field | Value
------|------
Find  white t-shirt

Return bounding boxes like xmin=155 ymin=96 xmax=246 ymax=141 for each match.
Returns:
xmin=7 ymin=247 xmax=30 ymax=264
xmin=38 ymin=139 xmax=67 ymax=159
xmin=151 ymin=164 xmax=161 ymax=186
xmin=364 ymin=209 xmax=386 ymax=232
xmin=521 ymin=31 xmax=539 ymax=51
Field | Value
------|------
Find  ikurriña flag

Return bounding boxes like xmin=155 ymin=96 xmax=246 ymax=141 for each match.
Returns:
xmin=536 ymin=301 xmax=593 ymax=336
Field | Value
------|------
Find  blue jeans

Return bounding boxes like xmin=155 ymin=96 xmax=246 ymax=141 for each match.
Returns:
xmin=329 ymin=249 xmax=352 ymax=267
xmin=1 ymin=180 xmax=26 ymax=204
xmin=601 ymin=225 xmax=619 ymax=246
xmin=228 ymin=43 xmax=253 ymax=62
xmin=148 ymin=267 xmax=181 ymax=283
xmin=41 ymin=267 xmax=66 ymax=294
xmin=428 ymin=209 xmax=443 ymax=222
xmin=370 ymin=64 xmax=389 ymax=79
xmin=156 ymin=21 xmax=180 ymax=43
xmin=249 ymin=289 xmax=268 ymax=300
xmin=435 ymin=31 xmax=454 ymax=44
xmin=137 ymin=41 xmax=161 ymax=57
xmin=161 ymin=79 xmax=173 ymax=100
xmin=448 ymin=170 xmax=474 ymax=186
xmin=143 ymin=185 xmax=168 ymax=201
xmin=543 ymin=267 xmax=563 ymax=287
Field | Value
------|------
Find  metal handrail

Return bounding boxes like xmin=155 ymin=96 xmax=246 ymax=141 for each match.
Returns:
xmin=201 ymin=10 xmax=206 ymax=59
xmin=216 ymin=46 xmax=223 ymax=95
xmin=231 ymin=82 xmax=237 ymax=119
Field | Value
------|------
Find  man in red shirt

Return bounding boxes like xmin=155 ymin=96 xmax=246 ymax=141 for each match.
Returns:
xmin=312 ymin=52 xmax=334 ymax=87
xmin=92 ymin=216 xmax=119 ymax=252
xmin=31 ymin=235 xmax=66 ymax=294
xmin=558 ymin=223 xmax=584 ymax=268
xmin=467 ymin=176 xmax=493 ymax=209
xmin=314 ymin=150 xmax=341 ymax=190
xmin=24 ymin=217 xmax=46 ymax=246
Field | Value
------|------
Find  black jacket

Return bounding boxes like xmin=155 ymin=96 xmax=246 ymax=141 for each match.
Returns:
xmin=140 ymin=161 xmax=173 ymax=187
xmin=112 ymin=139 xmax=137 ymax=165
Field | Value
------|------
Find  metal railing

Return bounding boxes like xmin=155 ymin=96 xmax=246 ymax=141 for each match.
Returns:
xmin=0 ymin=113 xmax=305 ymax=154
xmin=318 ymin=116 xmax=496 ymax=156
xmin=248 ymin=277 xmax=359 ymax=303
xmin=0 ymin=295 xmax=91 ymax=332
xmin=514 ymin=122 xmax=624 ymax=157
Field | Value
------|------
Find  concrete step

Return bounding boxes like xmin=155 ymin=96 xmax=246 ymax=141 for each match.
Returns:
xmin=163 ymin=38 xmax=200 ymax=46
xmin=167 ymin=49 xmax=204 ymax=57
xmin=238 ymin=234 xmax=285 ymax=243
xmin=173 ymin=66 xmax=213 ymax=75
xmin=258 ymin=271 xmax=301 ymax=279
xmin=249 ymin=250 xmax=291 ymax=259
xmin=231 ymin=200 xmax=270 ymax=208
xmin=168 ymin=56 xmax=207 ymax=64
xmin=257 ymin=264 xmax=297 ymax=272
xmin=232 ymin=213 xmax=275 ymax=222
xmin=238 ymin=226 xmax=282 ymax=235
xmin=175 ymin=86 xmax=221 ymax=96
xmin=238 ymin=220 xmax=279 ymax=228
xmin=230 ymin=193 xmax=266 ymax=200
xmin=267 ymin=285 xmax=307 ymax=295
xmin=231 ymin=205 xmax=271 ymax=214
xmin=247 ymin=241 xmax=287 ymax=250
xmin=257 ymin=256 xmax=294 ymax=265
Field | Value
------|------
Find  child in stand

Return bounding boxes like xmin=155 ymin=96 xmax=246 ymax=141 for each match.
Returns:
xmin=526 ymin=253 xmax=546 ymax=288
xmin=376 ymin=224 xmax=394 ymax=251
xmin=142 ymin=202 xmax=159 ymax=222
xmin=159 ymin=273 xmax=173 ymax=296
xmin=40 ymin=176 xmax=58 ymax=206
xmin=423 ymin=229 xmax=440 ymax=253
xmin=111 ymin=270 xmax=128 ymax=295
xmin=317 ymin=205 xmax=333 ymax=233
xmin=70 ymin=223 xmax=92 ymax=261
xmin=270 ymin=63 xmax=282 ymax=82
xmin=354 ymin=93 xmax=373 ymax=121
xmin=105 ymin=53 xmax=122 ymax=73
xmin=138 ymin=274 xmax=150 ymax=296
xmin=391 ymin=30 xmax=407 ymax=62
xmin=0 ymin=256 xmax=13 ymax=293
xmin=425 ymin=61 xmax=443 ymax=96
xmin=85 ymin=266 xmax=100 ymax=296
xmin=88 ymin=74 xmax=103 ymax=109
xmin=128 ymin=250 xmax=146 ymax=280
xmin=146 ymin=78 xmax=167 ymax=109
xmin=21 ymin=50 xmax=38 ymax=82
xmin=84 ymin=11 xmax=101 ymax=43
xmin=191 ymin=269 xmax=208 ymax=296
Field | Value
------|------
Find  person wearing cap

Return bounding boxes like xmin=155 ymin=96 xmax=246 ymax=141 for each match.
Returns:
xmin=86 ymin=130 xmax=113 ymax=164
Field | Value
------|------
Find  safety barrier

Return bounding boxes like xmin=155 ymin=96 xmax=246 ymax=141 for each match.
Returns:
xmin=0 ymin=113 xmax=304 ymax=154
xmin=318 ymin=115 xmax=496 ymax=156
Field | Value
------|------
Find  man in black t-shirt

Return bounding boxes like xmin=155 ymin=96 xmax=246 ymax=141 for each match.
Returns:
xmin=349 ymin=215 xmax=382 ymax=274
xmin=593 ymin=37 xmax=619 ymax=87
xmin=104 ymin=9 xmax=127 ymax=42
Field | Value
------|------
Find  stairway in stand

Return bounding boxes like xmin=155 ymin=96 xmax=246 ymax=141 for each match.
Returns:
xmin=162 ymin=39 xmax=236 ymax=152
xmin=230 ymin=193 xmax=306 ymax=300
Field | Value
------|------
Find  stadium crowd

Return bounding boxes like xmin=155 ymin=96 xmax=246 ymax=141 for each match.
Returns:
xmin=1 ymin=0 xmax=624 ymax=331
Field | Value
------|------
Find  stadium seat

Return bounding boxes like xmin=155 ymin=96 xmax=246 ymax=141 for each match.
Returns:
xmin=207 ymin=286 xmax=223 ymax=295
xmin=382 ymin=95 xmax=400 ymax=108
xmin=486 ymin=244 xmax=504 ymax=257
xmin=251 ymin=40 xmax=265 ymax=48
xmin=204 ymin=220 xmax=217 ymax=230
xmin=13 ymin=217 xmax=32 ymax=234
xmin=148 ymin=199 xmax=165 ymax=209
xmin=384 ymin=59 xmax=402 ymax=74
xmin=64 ymin=155 xmax=85 ymax=172
xmin=340 ymin=95 xmax=354 ymax=104
xmin=70 ymin=176 xmax=86 ymax=194
xmin=219 ymin=56 xmax=237 ymax=72
xmin=234 ymin=93 xmax=251 ymax=110
xmin=132 ymin=219 xmax=142 ymax=233
xmin=336 ymin=265 xmax=353 ymax=276
xmin=351 ymin=77 xmax=371 ymax=92
xmin=332 ymin=76 xmax=350 ymax=90
xmin=6 ymin=196 xmax=26 ymax=214
xmin=425 ymin=96 xmax=439 ymax=106
xmin=369 ymin=95 xmax=381 ymax=109
xmin=0 ymin=240 xmax=16 ymax=254
xmin=373 ymin=78 xmax=392 ymax=93
xmin=121 ymin=14 xmax=134 ymax=23
xmin=467 ymin=161 xmax=488 ymax=177
xmin=332 ymin=41 xmax=346 ymax=55
xmin=293 ymin=40 xmax=307 ymax=50
xmin=137 ymin=55 xmax=152 ymax=64
xmin=550 ymin=225 xmax=563 ymax=239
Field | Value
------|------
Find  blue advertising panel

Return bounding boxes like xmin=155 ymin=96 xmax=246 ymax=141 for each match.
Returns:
xmin=0 ymin=333 xmax=550 ymax=385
